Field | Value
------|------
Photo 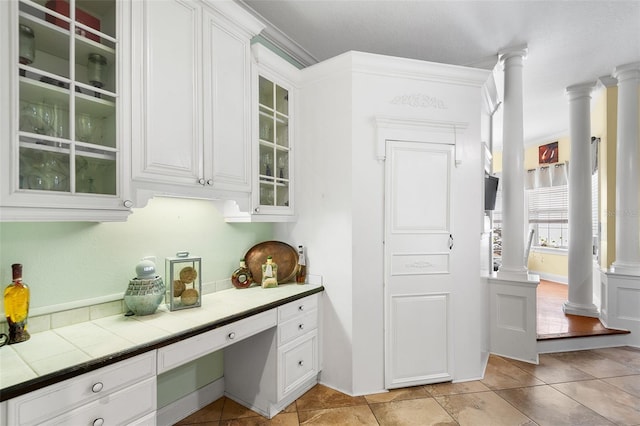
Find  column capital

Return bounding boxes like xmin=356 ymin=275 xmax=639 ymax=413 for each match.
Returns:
xmin=498 ymin=44 xmax=528 ymax=64
xmin=613 ymin=62 xmax=640 ymax=82
xmin=565 ymin=81 xmax=597 ymax=101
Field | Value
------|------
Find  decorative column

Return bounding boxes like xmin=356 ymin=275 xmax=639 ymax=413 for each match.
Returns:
xmin=611 ymin=62 xmax=640 ymax=276
xmin=564 ymin=82 xmax=599 ymax=317
xmin=497 ymin=45 xmax=529 ymax=280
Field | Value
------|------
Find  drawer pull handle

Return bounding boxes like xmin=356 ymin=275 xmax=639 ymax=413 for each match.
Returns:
xmin=298 ymin=360 xmax=304 ymax=367
xmin=298 ymin=323 xmax=304 ymax=330
xmin=228 ymin=332 xmax=236 ymax=340
xmin=91 ymin=382 xmax=104 ymax=393
xmin=298 ymin=305 xmax=304 ymax=311
xmin=93 ymin=418 xmax=105 ymax=426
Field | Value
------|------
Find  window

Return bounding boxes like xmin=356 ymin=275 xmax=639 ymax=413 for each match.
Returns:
xmin=528 ymin=185 xmax=568 ymax=248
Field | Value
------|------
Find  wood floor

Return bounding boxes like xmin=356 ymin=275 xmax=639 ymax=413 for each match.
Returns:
xmin=536 ymin=279 xmax=630 ymax=340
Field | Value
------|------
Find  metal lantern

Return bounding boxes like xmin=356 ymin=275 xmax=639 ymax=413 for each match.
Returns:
xmin=166 ymin=252 xmax=202 ymax=311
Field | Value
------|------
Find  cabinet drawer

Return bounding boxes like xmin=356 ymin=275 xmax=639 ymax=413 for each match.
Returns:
xmin=7 ymin=351 xmax=156 ymax=426
xmin=278 ymin=330 xmax=318 ymax=400
xmin=41 ymin=377 xmax=156 ymax=426
xmin=278 ymin=294 xmax=319 ymax=324
xmin=278 ymin=309 xmax=318 ymax=346
xmin=157 ymin=308 xmax=277 ymax=373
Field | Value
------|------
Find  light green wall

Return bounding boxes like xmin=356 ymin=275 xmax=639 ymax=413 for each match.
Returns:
xmin=0 ymin=197 xmax=273 ymax=312
xmin=157 ymin=350 xmax=224 ymax=409
xmin=0 ymin=197 xmax=273 ymax=408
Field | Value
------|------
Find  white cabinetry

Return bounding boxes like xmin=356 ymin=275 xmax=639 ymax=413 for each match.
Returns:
xmin=0 ymin=0 xmax=133 ymax=221
xmin=222 ymin=44 xmax=300 ymax=222
xmin=224 ymin=293 xmax=320 ymax=418
xmin=6 ymin=351 xmax=156 ymax=426
xmin=130 ymin=0 xmax=263 ymax=208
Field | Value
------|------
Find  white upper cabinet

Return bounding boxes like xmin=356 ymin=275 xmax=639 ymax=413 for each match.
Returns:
xmin=222 ymin=44 xmax=301 ymax=222
xmin=130 ymin=0 xmax=263 ymax=208
xmin=0 ymin=0 xmax=134 ymax=221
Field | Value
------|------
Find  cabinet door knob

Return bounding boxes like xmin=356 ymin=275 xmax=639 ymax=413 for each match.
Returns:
xmin=91 ymin=382 xmax=104 ymax=393
xmin=298 ymin=360 xmax=304 ymax=367
xmin=93 ymin=418 xmax=104 ymax=426
xmin=206 ymin=179 xmax=213 ymax=186
xmin=254 ymin=207 xmax=260 ymax=213
xmin=298 ymin=323 xmax=304 ymax=330
xmin=228 ymin=332 xmax=236 ymax=340
xmin=123 ymin=200 xmax=133 ymax=208
xmin=198 ymin=178 xmax=206 ymax=185
xmin=298 ymin=305 xmax=304 ymax=311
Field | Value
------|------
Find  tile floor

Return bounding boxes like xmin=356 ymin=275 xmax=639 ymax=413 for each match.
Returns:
xmin=176 ymin=346 xmax=640 ymax=425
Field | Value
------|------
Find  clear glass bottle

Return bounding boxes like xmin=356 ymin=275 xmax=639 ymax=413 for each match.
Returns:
xmin=231 ymin=259 xmax=254 ymax=289
xmin=4 ymin=264 xmax=31 ymax=344
xmin=296 ymin=245 xmax=306 ymax=284
xmin=261 ymin=256 xmax=278 ymax=288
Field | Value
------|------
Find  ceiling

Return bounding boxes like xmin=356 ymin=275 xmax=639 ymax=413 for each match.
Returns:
xmin=239 ymin=0 xmax=640 ymax=149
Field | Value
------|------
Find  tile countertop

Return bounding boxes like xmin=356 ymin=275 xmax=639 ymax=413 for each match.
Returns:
xmin=0 ymin=283 xmax=324 ymax=402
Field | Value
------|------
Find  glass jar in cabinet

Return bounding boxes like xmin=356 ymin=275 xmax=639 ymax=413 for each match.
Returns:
xmin=1 ymin=0 xmax=132 ymax=221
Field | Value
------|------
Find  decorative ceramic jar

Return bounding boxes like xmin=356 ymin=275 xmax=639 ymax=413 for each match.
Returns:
xmin=124 ymin=258 xmax=165 ymax=316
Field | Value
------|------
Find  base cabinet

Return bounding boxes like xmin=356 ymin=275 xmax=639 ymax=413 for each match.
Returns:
xmin=224 ymin=294 xmax=320 ymax=418
xmin=6 ymin=352 xmax=157 ymax=426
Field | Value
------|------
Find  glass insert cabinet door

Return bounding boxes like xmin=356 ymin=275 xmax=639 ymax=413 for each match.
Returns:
xmin=258 ymin=75 xmax=290 ymax=209
xmin=16 ymin=0 xmax=118 ymax=196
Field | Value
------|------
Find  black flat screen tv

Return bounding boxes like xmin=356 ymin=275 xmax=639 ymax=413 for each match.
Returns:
xmin=484 ymin=174 xmax=499 ymax=211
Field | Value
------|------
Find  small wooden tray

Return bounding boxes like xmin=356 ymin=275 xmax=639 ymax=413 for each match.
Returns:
xmin=245 ymin=241 xmax=298 ymax=284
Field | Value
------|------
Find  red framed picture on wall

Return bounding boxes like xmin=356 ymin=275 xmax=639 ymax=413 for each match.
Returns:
xmin=539 ymin=141 xmax=558 ymax=164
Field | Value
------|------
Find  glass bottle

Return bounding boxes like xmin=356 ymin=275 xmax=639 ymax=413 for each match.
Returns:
xmin=4 ymin=264 xmax=31 ymax=344
xmin=231 ymin=259 xmax=254 ymax=289
xmin=296 ymin=245 xmax=306 ymax=284
xmin=261 ymin=256 xmax=278 ymax=288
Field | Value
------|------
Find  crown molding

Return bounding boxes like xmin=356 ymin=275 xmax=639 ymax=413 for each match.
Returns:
xmin=235 ymin=0 xmax=318 ymax=67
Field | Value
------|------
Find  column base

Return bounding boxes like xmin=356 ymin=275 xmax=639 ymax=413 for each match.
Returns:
xmin=610 ymin=261 xmax=640 ymax=276
xmin=562 ymin=301 xmax=599 ymax=318
xmin=497 ymin=266 xmax=529 ymax=281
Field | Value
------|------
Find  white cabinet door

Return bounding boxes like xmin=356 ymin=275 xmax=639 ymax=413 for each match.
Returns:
xmin=384 ymin=140 xmax=455 ymax=388
xmin=203 ymin=10 xmax=252 ymax=192
xmin=0 ymin=0 xmax=133 ymax=222
xmin=131 ymin=0 xmax=203 ymax=187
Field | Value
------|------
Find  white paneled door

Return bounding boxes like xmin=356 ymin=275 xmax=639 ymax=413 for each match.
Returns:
xmin=384 ymin=140 xmax=454 ymax=389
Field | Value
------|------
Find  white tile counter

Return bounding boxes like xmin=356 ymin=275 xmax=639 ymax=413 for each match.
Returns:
xmin=0 ymin=283 xmax=323 ymax=401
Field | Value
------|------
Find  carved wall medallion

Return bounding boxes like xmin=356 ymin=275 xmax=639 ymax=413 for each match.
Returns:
xmin=390 ymin=93 xmax=448 ymax=109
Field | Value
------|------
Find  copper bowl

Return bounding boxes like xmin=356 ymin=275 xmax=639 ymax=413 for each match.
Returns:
xmin=244 ymin=241 xmax=299 ymax=284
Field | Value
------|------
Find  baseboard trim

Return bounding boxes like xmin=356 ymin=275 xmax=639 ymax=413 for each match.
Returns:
xmin=156 ymin=378 xmax=225 ymax=426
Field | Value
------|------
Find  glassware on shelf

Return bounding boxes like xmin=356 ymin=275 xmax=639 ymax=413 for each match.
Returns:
xmin=18 ymin=24 xmax=35 ymax=67
xmin=76 ymin=113 xmax=94 ymax=142
xmin=278 ymin=156 xmax=286 ymax=179
xmin=262 ymin=152 xmax=273 ymax=177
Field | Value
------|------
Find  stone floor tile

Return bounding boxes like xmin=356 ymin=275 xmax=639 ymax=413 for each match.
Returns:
xmin=298 ymin=405 xmax=379 ymax=425
xmin=553 ymin=379 xmax=640 ymax=425
xmin=176 ymin=397 xmax=224 ymax=425
xmin=220 ymin=412 xmax=299 ymax=426
xmin=480 ymin=355 xmax=544 ymax=390
xmin=497 ymin=384 xmax=615 ymax=425
xmin=364 ymin=386 xmax=430 ymax=404
xmin=435 ymin=391 xmax=535 ymax=426
xmin=369 ymin=397 xmax=456 ymax=425
xmin=548 ymin=350 xmax=639 ymax=378
xmin=296 ymin=384 xmax=368 ymax=411
xmin=506 ymin=353 xmax=596 ymax=384
xmin=221 ymin=398 xmax=264 ymax=420
xmin=424 ymin=380 xmax=490 ymax=397
xmin=603 ymin=375 xmax=640 ymax=398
